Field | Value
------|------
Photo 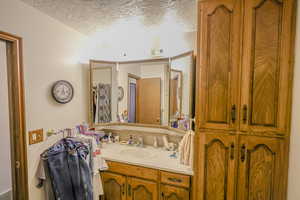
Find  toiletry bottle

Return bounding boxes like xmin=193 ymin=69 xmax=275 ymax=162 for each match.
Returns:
xmin=153 ymin=136 xmax=158 ymax=148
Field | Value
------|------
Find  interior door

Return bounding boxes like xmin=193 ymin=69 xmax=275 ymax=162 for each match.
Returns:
xmin=127 ymin=177 xmax=158 ymax=200
xmin=240 ymin=0 xmax=295 ymax=134
xmin=201 ymin=133 xmax=237 ymax=200
xmin=160 ymin=184 xmax=189 ymax=200
xmin=197 ymin=0 xmax=242 ymax=131
xmin=0 ymin=40 xmax=13 ymax=200
xmin=237 ymin=135 xmax=285 ymax=200
xmin=102 ymin=172 xmax=126 ymax=200
xmin=137 ymin=78 xmax=161 ymax=124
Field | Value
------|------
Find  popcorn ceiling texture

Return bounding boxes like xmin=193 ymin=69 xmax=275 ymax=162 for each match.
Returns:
xmin=20 ymin=0 xmax=197 ymax=35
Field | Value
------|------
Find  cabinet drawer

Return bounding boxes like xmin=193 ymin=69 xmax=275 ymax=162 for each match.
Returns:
xmin=107 ymin=161 xmax=159 ymax=181
xmin=160 ymin=171 xmax=190 ymax=188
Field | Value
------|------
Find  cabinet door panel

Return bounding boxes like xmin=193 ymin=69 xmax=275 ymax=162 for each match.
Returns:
xmin=197 ymin=0 xmax=241 ymax=131
xmin=102 ymin=172 xmax=126 ymax=200
xmin=201 ymin=133 xmax=237 ymax=200
xmin=128 ymin=177 xmax=158 ymax=200
xmin=161 ymin=184 xmax=189 ymax=200
xmin=237 ymin=136 xmax=285 ymax=200
xmin=240 ymin=0 xmax=295 ymax=134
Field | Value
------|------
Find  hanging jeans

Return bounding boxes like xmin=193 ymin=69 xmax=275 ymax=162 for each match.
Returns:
xmin=42 ymin=138 xmax=93 ymax=200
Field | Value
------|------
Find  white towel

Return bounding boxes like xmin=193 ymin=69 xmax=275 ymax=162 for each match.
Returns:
xmin=178 ymin=130 xmax=195 ymax=167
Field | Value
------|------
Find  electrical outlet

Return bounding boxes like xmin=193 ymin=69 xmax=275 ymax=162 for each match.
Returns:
xmin=29 ymin=129 xmax=44 ymax=145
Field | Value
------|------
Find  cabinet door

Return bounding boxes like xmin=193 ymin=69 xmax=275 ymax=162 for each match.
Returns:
xmin=161 ymin=184 xmax=189 ymax=200
xmin=237 ymin=136 xmax=285 ymax=200
xmin=240 ymin=0 xmax=295 ymax=134
xmin=201 ymin=133 xmax=237 ymax=200
xmin=102 ymin=172 xmax=126 ymax=200
xmin=197 ymin=0 xmax=242 ymax=131
xmin=127 ymin=177 xmax=158 ymax=200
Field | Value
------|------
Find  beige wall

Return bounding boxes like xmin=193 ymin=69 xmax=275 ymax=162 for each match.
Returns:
xmin=288 ymin=2 xmax=300 ymax=199
xmin=0 ymin=0 xmax=89 ymax=199
xmin=0 ymin=40 xmax=12 ymax=195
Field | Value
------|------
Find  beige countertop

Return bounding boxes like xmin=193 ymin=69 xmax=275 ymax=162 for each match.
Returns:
xmin=100 ymin=143 xmax=194 ymax=176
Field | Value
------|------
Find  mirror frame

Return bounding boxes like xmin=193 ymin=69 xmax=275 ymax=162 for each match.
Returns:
xmin=89 ymin=51 xmax=195 ymax=131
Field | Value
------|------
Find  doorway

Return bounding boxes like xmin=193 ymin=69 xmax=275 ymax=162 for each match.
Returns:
xmin=0 ymin=31 xmax=28 ymax=200
xmin=128 ymin=74 xmax=140 ymax=123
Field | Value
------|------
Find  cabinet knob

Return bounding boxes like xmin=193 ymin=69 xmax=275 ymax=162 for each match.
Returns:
xmin=243 ymin=105 xmax=248 ymax=124
xmin=241 ymin=144 xmax=246 ymax=162
xmin=122 ymin=183 xmax=125 ymax=195
xmin=167 ymin=177 xmax=182 ymax=183
xmin=230 ymin=143 xmax=235 ymax=160
xmin=128 ymin=184 xmax=132 ymax=196
xmin=231 ymin=105 xmax=236 ymax=123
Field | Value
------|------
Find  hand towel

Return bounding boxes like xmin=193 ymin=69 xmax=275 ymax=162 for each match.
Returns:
xmin=178 ymin=130 xmax=195 ymax=167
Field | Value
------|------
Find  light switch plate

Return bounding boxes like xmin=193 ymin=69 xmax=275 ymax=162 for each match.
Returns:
xmin=29 ymin=129 xmax=44 ymax=145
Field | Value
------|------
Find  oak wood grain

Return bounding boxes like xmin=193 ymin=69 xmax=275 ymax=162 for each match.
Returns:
xmin=240 ymin=0 xmax=295 ymax=134
xmin=197 ymin=0 xmax=242 ymax=131
xmin=106 ymin=161 xmax=159 ymax=181
xmin=161 ymin=184 xmax=189 ymax=200
xmin=102 ymin=172 xmax=126 ymax=200
xmin=128 ymin=177 xmax=158 ymax=200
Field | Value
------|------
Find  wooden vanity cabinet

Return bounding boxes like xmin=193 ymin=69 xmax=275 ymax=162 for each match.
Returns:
xmin=102 ymin=172 xmax=126 ymax=200
xmin=197 ymin=0 xmax=242 ymax=131
xmin=239 ymin=0 xmax=295 ymax=135
xmin=197 ymin=0 xmax=295 ymax=136
xmin=198 ymin=133 xmax=285 ymax=200
xmin=201 ymin=133 xmax=237 ymax=200
xmin=127 ymin=177 xmax=158 ymax=200
xmin=236 ymin=135 xmax=285 ymax=200
xmin=101 ymin=161 xmax=191 ymax=200
xmin=160 ymin=184 xmax=189 ymax=200
xmin=195 ymin=0 xmax=296 ymax=198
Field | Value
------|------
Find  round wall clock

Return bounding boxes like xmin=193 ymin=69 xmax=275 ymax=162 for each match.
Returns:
xmin=51 ymin=80 xmax=74 ymax=104
xmin=118 ymin=86 xmax=124 ymax=101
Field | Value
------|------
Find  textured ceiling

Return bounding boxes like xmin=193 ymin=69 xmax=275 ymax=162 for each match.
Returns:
xmin=21 ymin=0 xmax=197 ymax=35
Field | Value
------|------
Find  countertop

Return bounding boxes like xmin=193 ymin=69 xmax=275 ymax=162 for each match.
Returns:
xmin=100 ymin=143 xmax=194 ymax=176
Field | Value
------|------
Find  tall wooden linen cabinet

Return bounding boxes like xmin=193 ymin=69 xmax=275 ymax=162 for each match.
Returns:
xmin=193 ymin=0 xmax=296 ymax=200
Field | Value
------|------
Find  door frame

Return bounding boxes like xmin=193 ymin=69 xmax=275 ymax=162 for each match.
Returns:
xmin=0 ymin=31 xmax=28 ymax=200
xmin=128 ymin=73 xmax=140 ymax=123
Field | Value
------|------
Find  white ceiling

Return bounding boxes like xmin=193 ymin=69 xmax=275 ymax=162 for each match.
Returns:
xmin=21 ymin=0 xmax=197 ymax=35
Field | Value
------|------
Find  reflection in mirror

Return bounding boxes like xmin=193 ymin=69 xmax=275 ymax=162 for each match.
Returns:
xmin=170 ymin=69 xmax=183 ymax=120
xmin=117 ymin=62 xmax=169 ymax=125
xmin=169 ymin=53 xmax=195 ymax=130
xmin=90 ymin=61 xmax=118 ymax=125
xmin=89 ymin=53 xmax=194 ymax=129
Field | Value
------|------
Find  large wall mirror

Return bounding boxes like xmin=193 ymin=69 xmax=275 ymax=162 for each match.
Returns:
xmin=89 ymin=52 xmax=195 ymax=130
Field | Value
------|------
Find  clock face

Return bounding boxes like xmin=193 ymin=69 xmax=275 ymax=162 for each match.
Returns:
xmin=52 ymin=80 xmax=74 ymax=104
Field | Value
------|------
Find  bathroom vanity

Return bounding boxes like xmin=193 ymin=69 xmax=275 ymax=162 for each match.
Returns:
xmin=89 ymin=52 xmax=195 ymax=200
xmin=100 ymin=143 xmax=192 ymax=200
xmin=102 ymin=162 xmax=191 ymax=200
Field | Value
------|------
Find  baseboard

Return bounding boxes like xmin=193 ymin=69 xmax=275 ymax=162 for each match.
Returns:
xmin=0 ymin=189 xmax=12 ymax=200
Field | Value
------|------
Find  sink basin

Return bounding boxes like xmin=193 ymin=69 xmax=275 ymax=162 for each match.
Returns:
xmin=119 ymin=148 xmax=154 ymax=159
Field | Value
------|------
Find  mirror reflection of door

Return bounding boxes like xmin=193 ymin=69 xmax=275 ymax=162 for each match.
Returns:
xmin=128 ymin=75 xmax=139 ymax=123
xmin=136 ymin=78 xmax=161 ymax=125
xmin=0 ymin=40 xmax=13 ymax=200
